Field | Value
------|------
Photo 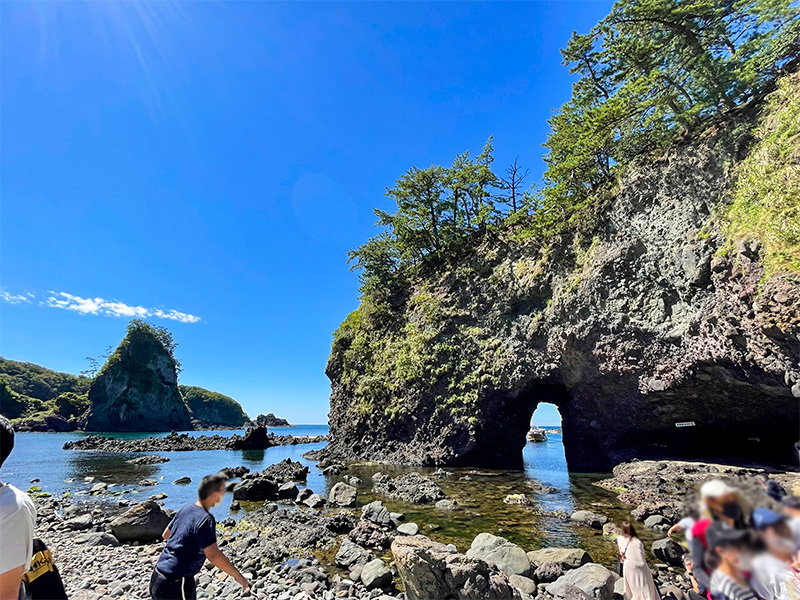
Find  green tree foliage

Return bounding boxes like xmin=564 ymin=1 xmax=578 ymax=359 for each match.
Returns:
xmin=100 ymin=319 xmax=182 ymax=375
xmin=0 ymin=357 xmax=90 ymax=402
xmin=179 ymin=385 xmax=250 ymax=428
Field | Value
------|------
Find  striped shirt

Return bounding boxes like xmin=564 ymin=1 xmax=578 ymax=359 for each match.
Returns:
xmin=710 ymin=570 xmax=759 ymax=600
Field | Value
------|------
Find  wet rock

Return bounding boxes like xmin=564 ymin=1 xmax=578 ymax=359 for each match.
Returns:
xmin=466 ymin=533 xmax=532 ymax=577
xmin=262 ymin=458 xmax=309 ymax=482
xmin=220 ymin=466 xmax=250 ymax=478
xmin=278 ymin=482 xmax=299 ymax=500
xmin=535 ymin=561 xmax=564 ymax=583
xmin=504 ymin=494 xmax=533 ymax=505
xmin=172 ymin=476 xmax=191 ymax=485
xmin=372 ymin=473 xmax=446 ymax=504
xmin=392 ymin=535 xmax=523 ymax=600
xmin=127 ymin=455 xmax=170 ymax=465
xmin=570 ymin=511 xmax=608 ymax=529
xmin=527 ymin=548 xmax=592 ymax=571
xmin=652 ymin=538 xmax=685 ymax=566
xmin=361 ymin=500 xmax=393 ymax=527
xmin=229 ymin=500 xmax=240 ymax=511
xmin=361 ymin=558 xmax=392 ymax=590
xmin=110 ymin=500 xmax=171 ymax=543
xmin=138 ymin=478 xmax=158 ymax=487
xmin=90 ymin=483 xmax=108 ymax=494
xmin=329 ymin=482 xmax=358 ymax=507
xmin=546 ymin=563 xmax=616 ymax=600
xmin=148 ymin=493 xmax=168 ymax=501
xmin=296 ymin=488 xmax=313 ymax=503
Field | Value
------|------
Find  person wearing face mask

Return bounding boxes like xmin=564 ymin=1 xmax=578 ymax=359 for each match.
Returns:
xmin=690 ymin=480 xmax=753 ymax=599
xmin=751 ymin=508 xmax=800 ymax=600
xmin=149 ymin=472 xmax=249 ymax=600
xmin=707 ymin=521 xmax=758 ymax=600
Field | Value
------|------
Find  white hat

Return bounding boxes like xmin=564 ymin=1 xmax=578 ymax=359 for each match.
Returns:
xmin=700 ymin=479 xmax=737 ymax=499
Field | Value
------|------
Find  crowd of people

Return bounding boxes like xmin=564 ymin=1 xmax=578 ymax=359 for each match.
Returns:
xmin=616 ymin=476 xmax=800 ymax=600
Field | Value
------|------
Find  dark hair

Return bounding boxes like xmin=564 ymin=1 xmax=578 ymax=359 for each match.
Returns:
xmin=0 ymin=416 xmax=14 ymax=468
xmin=621 ymin=521 xmax=638 ymax=538
xmin=198 ymin=472 xmax=228 ymax=500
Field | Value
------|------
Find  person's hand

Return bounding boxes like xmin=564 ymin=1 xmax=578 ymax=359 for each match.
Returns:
xmin=235 ymin=573 xmax=250 ymax=593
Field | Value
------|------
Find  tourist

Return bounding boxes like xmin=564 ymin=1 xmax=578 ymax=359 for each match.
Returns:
xmin=150 ymin=472 xmax=249 ymax=600
xmin=706 ymin=521 xmax=758 ymax=600
xmin=751 ymin=508 xmax=800 ymax=600
xmin=779 ymin=496 xmax=800 ymax=549
xmin=0 ymin=416 xmax=37 ymax=600
xmin=668 ymin=508 xmax=699 ymax=543
xmin=617 ymin=521 xmax=659 ymax=600
xmin=757 ymin=475 xmax=787 ymax=503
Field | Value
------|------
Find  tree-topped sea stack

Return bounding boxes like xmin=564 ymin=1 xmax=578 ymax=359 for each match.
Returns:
xmin=85 ymin=320 xmax=192 ymax=432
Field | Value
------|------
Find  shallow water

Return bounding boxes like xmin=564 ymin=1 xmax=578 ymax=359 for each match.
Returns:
xmin=2 ymin=427 xmax=663 ymax=568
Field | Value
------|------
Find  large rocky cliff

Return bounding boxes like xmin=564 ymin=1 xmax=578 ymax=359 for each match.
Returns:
xmin=326 ymin=81 xmax=800 ymax=471
xmin=85 ymin=322 xmax=192 ymax=432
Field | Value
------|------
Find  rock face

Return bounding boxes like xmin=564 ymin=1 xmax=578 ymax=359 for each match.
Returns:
xmin=326 ymin=120 xmax=800 ymax=470
xmin=85 ymin=322 xmax=192 ymax=432
xmin=391 ymin=535 xmax=523 ymax=600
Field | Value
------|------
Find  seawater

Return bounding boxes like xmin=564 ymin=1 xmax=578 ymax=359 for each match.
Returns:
xmin=1 ymin=427 xmax=660 ymax=567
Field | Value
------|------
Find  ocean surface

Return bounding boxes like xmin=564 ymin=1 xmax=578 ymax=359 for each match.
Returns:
xmin=1 ymin=426 xmax=660 ymax=566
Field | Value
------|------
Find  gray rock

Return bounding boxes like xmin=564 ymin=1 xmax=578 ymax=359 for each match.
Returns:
xmin=652 ymin=538 xmax=685 ymax=566
xmin=233 ymin=477 xmax=279 ymax=501
xmin=509 ymin=574 xmax=537 ymax=595
xmin=435 ymin=499 xmax=459 ymax=510
xmin=278 ymin=482 xmax=299 ymax=500
xmin=172 ymin=476 xmax=191 ymax=485
xmin=361 ymin=558 xmax=392 ymax=590
xmin=546 ymin=563 xmax=616 ymax=600
xmin=110 ymin=500 xmax=171 ymax=543
xmin=534 ymin=561 xmax=564 ymax=583
xmin=361 ymin=500 xmax=393 ymax=527
xmin=392 ymin=535 xmax=522 ymax=600
xmin=644 ymin=515 xmax=670 ymax=529
xmin=296 ymin=488 xmax=313 ymax=502
xmin=90 ymin=482 xmax=107 ymax=493
xmin=74 ymin=532 xmax=120 ymax=547
xmin=139 ymin=478 xmax=158 ymax=487
xmin=466 ymin=532 xmax=532 ymax=577
xmin=614 ymin=577 xmax=626 ymax=597
xmin=555 ymin=583 xmax=595 ymax=600
xmin=397 ymin=522 xmax=419 ymax=536
xmin=527 ymin=548 xmax=592 ymax=571
xmin=65 ymin=514 xmax=94 ymax=530
xmin=303 ymin=493 xmax=326 ymax=508
xmin=148 ymin=492 xmax=168 ymax=501
xmin=329 ymin=482 xmax=358 ymax=507
xmin=570 ymin=511 xmax=608 ymax=529
xmin=335 ymin=538 xmax=371 ymax=569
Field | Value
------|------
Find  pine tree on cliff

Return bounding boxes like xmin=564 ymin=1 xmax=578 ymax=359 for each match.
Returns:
xmin=84 ymin=320 xmax=192 ymax=432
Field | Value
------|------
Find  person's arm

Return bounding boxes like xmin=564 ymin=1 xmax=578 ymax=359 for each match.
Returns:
xmin=689 ymin=537 xmax=711 ymax=595
xmin=204 ymin=544 xmax=248 ymax=591
xmin=668 ymin=523 xmax=682 ymax=538
xmin=0 ymin=565 xmax=25 ymax=600
xmin=162 ymin=526 xmax=171 ymax=541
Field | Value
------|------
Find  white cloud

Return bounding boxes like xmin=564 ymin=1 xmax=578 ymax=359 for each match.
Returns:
xmin=44 ymin=292 xmax=202 ymax=324
xmin=0 ymin=290 xmax=33 ymax=304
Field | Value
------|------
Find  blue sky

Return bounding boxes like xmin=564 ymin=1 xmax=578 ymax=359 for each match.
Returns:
xmin=1 ymin=1 xmax=611 ymax=425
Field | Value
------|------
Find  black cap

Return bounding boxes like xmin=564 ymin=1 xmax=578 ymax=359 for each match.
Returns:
xmin=706 ymin=521 xmax=748 ymax=549
xmin=781 ymin=495 xmax=800 ymax=510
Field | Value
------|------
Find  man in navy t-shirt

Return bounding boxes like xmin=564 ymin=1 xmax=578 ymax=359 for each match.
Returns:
xmin=149 ymin=472 xmax=248 ymax=599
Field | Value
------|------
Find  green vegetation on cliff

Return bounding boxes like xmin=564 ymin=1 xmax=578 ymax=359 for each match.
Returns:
xmin=333 ymin=0 xmax=800 ymax=428
xmin=0 ymin=357 xmax=90 ymax=420
xmin=180 ymin=385 xmax=250 ymax=428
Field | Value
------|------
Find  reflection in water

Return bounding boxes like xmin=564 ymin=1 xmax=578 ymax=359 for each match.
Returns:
xmin=1 ymin=427 xmax=663 ymax=568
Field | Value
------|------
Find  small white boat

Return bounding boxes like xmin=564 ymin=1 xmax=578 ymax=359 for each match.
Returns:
xmin=527 ymin=424 xmax=547 ymax=442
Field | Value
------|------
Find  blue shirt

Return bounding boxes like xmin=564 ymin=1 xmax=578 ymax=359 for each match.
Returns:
xmin=156 ymin=503 xmax=217 ymax=577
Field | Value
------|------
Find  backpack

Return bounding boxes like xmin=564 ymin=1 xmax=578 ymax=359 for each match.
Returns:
xmin=20 ymin=538 xmax=68 ymax=600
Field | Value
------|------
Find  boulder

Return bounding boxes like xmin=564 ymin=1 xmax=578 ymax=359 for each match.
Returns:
xmin=329 ymin=482 xmax=358 ymax=507
xmin=555 ymin=583 xmax=596 ymax=600
xmin=65 ymin=514 xmax=93 ymax=530
xmin=335 ymin=538 xmax=371 ymax=569
xmin=508 ymin=574 xmax=537 ymax=595
xmin=644 ymin=515 xmax=670 ymax=529
xmin=397 ymin=522 xmax=419 ymax=536
xmin=128 ymin=455 xmax=170 ymax=465
xmin=652 ymin=538 xmax=685 ymax=566
xmin=361 ymin=500 xmax=393 ymax=527
xmin=233 ymin=477 xmax=279 ymax=501
xmin=546 ymin=563 xmax=616 ymax=600
xmin=527 ymin=548 xmax=592 ymax=570
xmin=361 ymin=558 xmax=392 ymax=590
xmin=278 ymin=482 xmax=299 ymax=500
xmin=372 ymin=472 xmax=446 ymax=504
xmin=349 ymin=520 xmax=393 ymax=549
xmin=466 ymin=533 xmax=532 ymax=577
xmin=392 ymin=535 xmax=523 ymax=600
xmin=110 ymin=500 xmax=171 ymax=543
xmin=535 ymin=561 xmax=564 ymax=583
xmin=296 ymin=488 xmax=313 ymax=502
xmin=139 ymin=478 xmax=158 ymax=487
xmin=435 ymin=499 xmax=459 ymax=510
xmin=570 ymin=511 xmax=608 ymax=529
xmin=303 ymin=493 xmax=326 ymax=508
xmin=261 ymin=458 xmax=309 ymax=482
xmin=172 ymin=477 xmax=191 ymax=485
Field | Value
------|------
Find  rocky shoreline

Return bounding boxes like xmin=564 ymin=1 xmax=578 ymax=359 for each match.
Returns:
xmin=27 ymin=457 xmax=793 ymax=600
xmin=62 ymin=426 xmax=327 ymax=452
